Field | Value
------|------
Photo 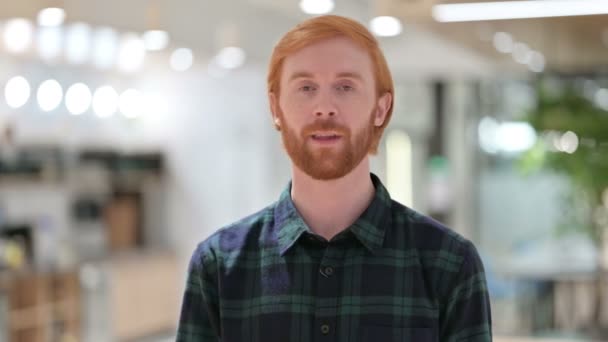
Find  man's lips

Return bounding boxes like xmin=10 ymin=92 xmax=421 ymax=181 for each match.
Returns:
xmin=310 ymin=131 xmax=342 ymax=137
xmin=312 ymin=134 xmax=340 ymax=139
xmin=310 ymin=132 xmax=343 ymax=143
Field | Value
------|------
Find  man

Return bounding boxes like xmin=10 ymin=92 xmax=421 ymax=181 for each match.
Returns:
xmin=177 ymin=15 xmax=492 ymax=342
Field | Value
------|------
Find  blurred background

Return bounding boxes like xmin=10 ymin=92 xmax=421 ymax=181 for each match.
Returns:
xmin=0 ymin=0 xmax=607 ymax=341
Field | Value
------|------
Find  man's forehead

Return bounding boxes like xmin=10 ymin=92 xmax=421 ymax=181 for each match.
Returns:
xmin=281 ymin=38 xmax=373 ymax=81
xmin=284 ymin=37 xmax=368 ymax=61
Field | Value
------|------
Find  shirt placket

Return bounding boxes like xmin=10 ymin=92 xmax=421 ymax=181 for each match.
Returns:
xmin=313 ymin=241 xmax=344 ymax=342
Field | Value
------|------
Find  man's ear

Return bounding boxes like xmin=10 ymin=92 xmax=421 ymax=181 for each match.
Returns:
xmin=268 ymin=92 xmax=281 ymax=131
xmin=373 ymin=92 xmax=392 ymax=127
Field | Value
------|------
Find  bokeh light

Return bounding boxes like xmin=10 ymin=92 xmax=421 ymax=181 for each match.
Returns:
xmin=65 ymin=22 xmax=92 ymax=64
xmin=170 ymin=48 xmax=194 ymax=72
xmin=3 ymin=18 xmax=34 ymax=54
xmin=37 ymin=79 xmax=63 ymax=112
xmin=65 ymin=83 xmax=92 ymax=115
xmin=92 ymin=86 xmax=119 ymax=118
xmin=4 ymin=76 xmax=31 ymax=109
xmin=370 ymin=16 xmax=403 ymax=37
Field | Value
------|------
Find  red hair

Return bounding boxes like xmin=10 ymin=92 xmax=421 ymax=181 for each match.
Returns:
xmin=267 ymin=15 xmax=394 ymax=154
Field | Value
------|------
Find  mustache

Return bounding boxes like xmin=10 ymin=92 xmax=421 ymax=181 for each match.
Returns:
xmin=301 ymin=120 xmax=350 ymax=136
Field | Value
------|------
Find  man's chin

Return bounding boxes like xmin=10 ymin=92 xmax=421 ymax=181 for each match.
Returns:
xmin=299 ymin=158 xmax=349 ymax=180
xmin=305 ymin=168 xmax=347 ymax=181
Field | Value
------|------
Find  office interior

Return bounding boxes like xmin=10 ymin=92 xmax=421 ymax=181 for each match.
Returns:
xmin=0 ymin=0 xmax=608 ymax=341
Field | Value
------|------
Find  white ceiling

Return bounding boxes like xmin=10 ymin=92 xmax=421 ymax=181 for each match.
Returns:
xmin=0 ymin=0 xmax=506 ymax=79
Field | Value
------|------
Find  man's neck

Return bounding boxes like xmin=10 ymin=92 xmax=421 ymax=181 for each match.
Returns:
xmin=290 ymin=158 xmax=375 ymax=241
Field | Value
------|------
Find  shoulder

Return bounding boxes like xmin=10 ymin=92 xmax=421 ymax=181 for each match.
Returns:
xmin=390 ymin=200 xmax=473 ymax=254
xmin=190 ymin=203 xmax=277 ymax=266
xmin=389 ymin=201 xmax=485 ymax=294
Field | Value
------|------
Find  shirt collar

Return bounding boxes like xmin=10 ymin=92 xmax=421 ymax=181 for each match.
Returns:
xmin=274 ymin=173 xmax=392 ymax=256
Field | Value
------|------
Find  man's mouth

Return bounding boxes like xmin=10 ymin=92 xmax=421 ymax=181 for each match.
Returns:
xmin=311 ymin=132 xmax=342 ymax=141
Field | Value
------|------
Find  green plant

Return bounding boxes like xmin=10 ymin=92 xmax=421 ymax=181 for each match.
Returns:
xmin=518 ymin=77 xmax=608 ymax=335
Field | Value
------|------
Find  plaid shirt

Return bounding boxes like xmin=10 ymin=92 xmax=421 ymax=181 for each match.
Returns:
xmin=177 ymin=173 xmax=492 ymax=342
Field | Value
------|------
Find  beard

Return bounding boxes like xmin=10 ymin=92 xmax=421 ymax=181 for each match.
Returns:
xmin=278 ymin=108 xmax=375 ymax=181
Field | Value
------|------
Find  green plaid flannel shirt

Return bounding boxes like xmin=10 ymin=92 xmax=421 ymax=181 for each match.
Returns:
xmin=177 ymin=173 xmax=492 ymax=341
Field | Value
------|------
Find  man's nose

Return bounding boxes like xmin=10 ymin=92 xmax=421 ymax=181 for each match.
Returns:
xmin=314 ymin=90 xmax=337 ymax=118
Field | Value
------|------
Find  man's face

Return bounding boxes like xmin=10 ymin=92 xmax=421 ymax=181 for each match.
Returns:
xmin=270 ymin=36 xmax=390 ymax=180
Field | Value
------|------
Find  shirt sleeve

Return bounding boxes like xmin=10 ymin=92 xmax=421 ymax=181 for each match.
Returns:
xmin=176 ymin=243 xmax=222 ymax=341
xmin=439 ymin=240 xmax=493 ymax=342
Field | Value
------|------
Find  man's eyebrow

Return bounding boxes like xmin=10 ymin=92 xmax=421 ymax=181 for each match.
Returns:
xmin=287 ymin=71 xmax=364 ymax=82
xmin=288 ymin=71 xmax=314 ymax=82
xmin=335 ymin=72 xmax=364 ymax=81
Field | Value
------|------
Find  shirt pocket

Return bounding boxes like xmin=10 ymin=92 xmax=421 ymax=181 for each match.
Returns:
xmin=360 ymin=325 xmax=436 ymax=342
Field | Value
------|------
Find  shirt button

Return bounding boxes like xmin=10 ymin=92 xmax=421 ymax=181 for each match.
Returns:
xmin=324 ymin=266 xmax=334 ymax=275
xmin=321 ymin=324 xmax=330 ymax=335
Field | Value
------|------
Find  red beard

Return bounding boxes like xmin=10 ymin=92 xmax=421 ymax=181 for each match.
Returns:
xmin=278 ymin=109 xmax=375 ymax=180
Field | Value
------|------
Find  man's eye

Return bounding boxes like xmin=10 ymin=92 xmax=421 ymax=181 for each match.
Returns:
xmin=300 ymin=85 xmax=315 ymax=92
xmin=337 ymin=85 xmax=354 ymax=92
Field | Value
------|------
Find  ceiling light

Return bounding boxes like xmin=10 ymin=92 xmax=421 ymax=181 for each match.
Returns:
xmin=433 ymin=0 xmax=608 ymax=22
xmin=299 ymin=0 xmax=334 ymax=15
xmin=92 ymin=27 xmax=118 ymax=69
xmin=492 ymin=32 xmax=513 ymax=53
xmin=65 ymin=83 xmax=92 ymax=115
xmin=37 ymin=26 xmax=63 ymax=60
xmin=528 ymin=51 xmax=545 ymax=73
xmin=370 ymin=16 xmax=403 ymax=37
xmin=37 ymin=7 xmax=66 ymax=27
xmin=65 ymin=22 xmax=92 ymax=64
xmin=92 ymin=86 xmax=119 ymax=118
xmin=512 ymin=42 xmax=532 ymax=64
xmin=3 ymin=18 xmax=34 ymax=53
xmin=215 ymin=47 xmax=245 ymax=69
xmin=117 ymin=33 xmax=146 ymax=72
xmin=4 ymin=76 xmax=31 ymax=109
xmin=170 ymin=48 xmax=194 ymax=71
xmin=142 ymin=30 xmax=169 ymax=51
xmin=37 ymin=79 xmax=63 ymax=112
